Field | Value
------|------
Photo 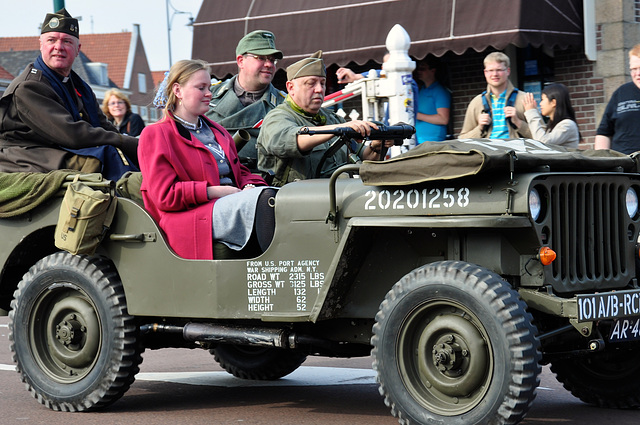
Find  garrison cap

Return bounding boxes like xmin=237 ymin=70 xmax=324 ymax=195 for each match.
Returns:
xmin=236 ymin=30 xmax=283 ymax=59
xmin=286 ymin=50 xmax=326 ymax=81
xmin=41 ymin=8 xmax=79 ymax=38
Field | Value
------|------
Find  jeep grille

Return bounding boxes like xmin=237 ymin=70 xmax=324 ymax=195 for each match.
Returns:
xmin=532 ymin=176 xmax=639 ymax=293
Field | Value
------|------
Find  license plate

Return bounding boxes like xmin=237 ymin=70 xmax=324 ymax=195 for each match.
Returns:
xmin=576 ymin=289 xmax=640 ymax=322
xmin=609 ymin=317 xmax=640 ymax=342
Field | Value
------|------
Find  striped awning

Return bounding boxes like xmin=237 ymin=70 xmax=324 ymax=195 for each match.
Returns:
xmin=192 ymin=0 xmax=584 ymax=79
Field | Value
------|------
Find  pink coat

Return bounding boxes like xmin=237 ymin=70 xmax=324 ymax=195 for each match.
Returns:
xmin=138 ymin=115 xmax=266 ymax=259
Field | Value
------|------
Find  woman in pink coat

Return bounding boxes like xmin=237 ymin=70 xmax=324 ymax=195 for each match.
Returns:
xmin=139 ymin=60 xmax=272 ymax=260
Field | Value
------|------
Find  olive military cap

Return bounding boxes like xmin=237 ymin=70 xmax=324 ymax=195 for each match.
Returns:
xmin=41 ymin=8 xmax=79 ymax=38
xmin=286 ymin=50 xmax=326 ymax=81
xmin=236 ymin=30 xmax=283 ymax=59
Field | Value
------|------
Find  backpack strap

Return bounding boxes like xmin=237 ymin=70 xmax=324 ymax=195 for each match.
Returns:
xmin=481 ymin=91 xmax=491 ymax=115
xmin=480 ymin=91 xmax=491 ymax=137
xmin=506 ymin=88 xmax=519 ymax=129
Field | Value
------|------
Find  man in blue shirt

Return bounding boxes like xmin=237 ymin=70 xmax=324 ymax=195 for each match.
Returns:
xmin=414 ymin=56 xmax=451 ymax=143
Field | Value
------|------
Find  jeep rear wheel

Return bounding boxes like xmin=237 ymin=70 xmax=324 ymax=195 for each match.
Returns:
xmin=212 ymin=344 xmax=307 ymax=380
xmin=9 ymin=252 xmax=142 ymax=411
xmin=372 ymin=261 xmax=541 ymax=425
xmin=550 ymin=346 xmax=640 ymax=408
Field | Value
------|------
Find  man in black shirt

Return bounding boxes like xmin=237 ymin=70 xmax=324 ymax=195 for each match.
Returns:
xmin=595 ymin=44 xmax=640 ymax=154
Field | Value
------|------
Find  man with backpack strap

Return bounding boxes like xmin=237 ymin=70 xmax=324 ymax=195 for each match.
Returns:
xmin=459 ymin=52 xmax=531 ymax=139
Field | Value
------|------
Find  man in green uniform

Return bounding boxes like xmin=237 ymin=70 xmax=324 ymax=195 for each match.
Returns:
xmin=0 ymin=8 xmax=139 ymax=180
xmin=205 ymin=30 xmax=285 ymax=171
xmin=257 ymin=51 xmax=388 ymax=186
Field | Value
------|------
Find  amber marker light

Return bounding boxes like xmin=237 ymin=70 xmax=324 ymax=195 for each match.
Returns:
xmin=538 ymin=247 xmax=556 ymax=265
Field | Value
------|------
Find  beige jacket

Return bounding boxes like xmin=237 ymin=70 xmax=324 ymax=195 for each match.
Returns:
xmin=459 ymin=81 xmax=531 ymax=139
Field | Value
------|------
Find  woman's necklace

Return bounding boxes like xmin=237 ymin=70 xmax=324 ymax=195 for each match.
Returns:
xmin=174 ymin=114 xmax=203 ymax=133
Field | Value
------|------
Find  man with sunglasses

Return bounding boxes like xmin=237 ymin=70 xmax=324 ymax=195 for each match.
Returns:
xmin=206 ymin=30 xmax=285 ymax=171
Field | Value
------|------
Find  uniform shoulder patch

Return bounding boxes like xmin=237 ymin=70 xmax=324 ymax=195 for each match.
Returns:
xmin=25 ymin=67 xmax=42 ymax=81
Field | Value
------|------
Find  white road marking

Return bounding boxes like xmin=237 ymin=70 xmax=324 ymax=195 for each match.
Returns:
xmin=135 ymin=366 xmax=378 ymax=387
xmin=0 ymin=362 xmax=557 ymax=392
xmin=0 ymin=363 xmax=376 ymax=387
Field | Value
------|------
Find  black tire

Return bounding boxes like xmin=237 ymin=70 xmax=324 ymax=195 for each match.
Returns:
xmin=8 ymin=252 xmax=142 ymax=411
xmin=211 ymin=344 xmax=307 ymax=380
xmin=372 ymin=261 xmax=541 ymax=425
xmin=550 ymin=346 xmax=640 ymax=408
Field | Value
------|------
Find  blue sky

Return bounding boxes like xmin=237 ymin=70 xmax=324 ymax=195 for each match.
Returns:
xmin=2 ymin=0 xmax=203 ymax=71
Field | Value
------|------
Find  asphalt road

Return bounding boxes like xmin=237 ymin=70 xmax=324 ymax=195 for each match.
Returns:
xmin=0 ymin=316 xmax=638 ymax=425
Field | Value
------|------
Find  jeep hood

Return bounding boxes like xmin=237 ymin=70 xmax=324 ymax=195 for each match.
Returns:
xmin=359 ymin=139 xmax=638 ymax=186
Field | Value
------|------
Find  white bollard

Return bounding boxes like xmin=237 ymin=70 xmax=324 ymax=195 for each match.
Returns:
xmin=380 ymin=24 xmax=416 ymax=156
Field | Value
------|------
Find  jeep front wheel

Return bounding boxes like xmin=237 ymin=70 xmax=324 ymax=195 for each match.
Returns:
xmin=9 ymin=252 xmax=142 ymax=411
xmin=372 ymin=261 xmax=541 ymax=425
xmin=212 ymin=344 xmax=307 ymax=380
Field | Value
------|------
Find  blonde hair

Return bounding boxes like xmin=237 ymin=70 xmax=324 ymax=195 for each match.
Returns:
xmin=484 ymin=52 xmax=510 ymax=69
xmin=101 ymin=89 xmax=131 ymax=119
xmin=630 ymin=44 xmax=640 ymax=59
xmin=162 ymin=59 xmax=210 ymax=119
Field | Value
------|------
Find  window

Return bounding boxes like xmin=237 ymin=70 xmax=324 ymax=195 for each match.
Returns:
xmin=138 ymin=73 xmax=147 ymax=93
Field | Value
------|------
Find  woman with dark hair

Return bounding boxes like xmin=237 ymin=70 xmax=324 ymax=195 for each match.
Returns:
xmin=522 ymin=83 xmax=580 ymax=148
xmin=101 ymin=89 xmax=145 ymax=137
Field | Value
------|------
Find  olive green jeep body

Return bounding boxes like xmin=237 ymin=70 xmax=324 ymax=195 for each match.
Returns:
xmin=2 ymin=138 xmax=640 ymax=424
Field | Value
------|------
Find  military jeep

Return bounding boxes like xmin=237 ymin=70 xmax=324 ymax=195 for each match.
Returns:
xmin=1 ymin=136 xmax=640 ymax=425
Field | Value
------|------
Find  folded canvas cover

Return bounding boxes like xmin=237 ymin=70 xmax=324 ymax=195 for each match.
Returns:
xmin=359 ymin=139 xmax=638 ymax=186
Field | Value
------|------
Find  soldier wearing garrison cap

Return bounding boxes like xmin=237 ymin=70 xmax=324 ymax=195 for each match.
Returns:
xmin=257 ymin=50 xmax=391 ymax=186
xmin=206 ymin=30 xmax=286 ymax=173
xmin=0 ymin=8 xmax=139 ymax=180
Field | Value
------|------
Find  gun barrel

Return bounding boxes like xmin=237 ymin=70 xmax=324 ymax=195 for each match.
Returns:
xmin=298 ymin=123 xmax=415 ymax=140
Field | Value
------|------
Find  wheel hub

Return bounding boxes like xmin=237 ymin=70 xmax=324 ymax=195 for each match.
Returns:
xmin=432 ymin=334 xmax=465 ymax=374
xmin=416 ymin=313 xmax=489 ymax=397
xmin=55 ymin=314 xmax=85 ymax=348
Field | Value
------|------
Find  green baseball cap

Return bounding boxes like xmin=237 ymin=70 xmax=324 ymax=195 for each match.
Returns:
xmin=236 ymin=30 xmax=283 ymax=59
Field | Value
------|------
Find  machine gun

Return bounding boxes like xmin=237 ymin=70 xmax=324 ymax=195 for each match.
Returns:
xmin=298 ymin=123 xmax=415 ymax=142
xmin=297 ymin=123 xmax=415 ymax=177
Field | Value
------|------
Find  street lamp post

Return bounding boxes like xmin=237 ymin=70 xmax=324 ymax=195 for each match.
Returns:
xmin=165 ymin=0 xmax=194 ymax=68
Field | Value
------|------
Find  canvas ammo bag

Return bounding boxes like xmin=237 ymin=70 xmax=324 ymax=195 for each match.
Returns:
xmin=55 ymin=174 xmax=117 ymax=255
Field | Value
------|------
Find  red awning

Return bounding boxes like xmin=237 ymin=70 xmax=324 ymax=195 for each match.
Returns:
xmin=192 ymin=0 xmax=584 ymax=79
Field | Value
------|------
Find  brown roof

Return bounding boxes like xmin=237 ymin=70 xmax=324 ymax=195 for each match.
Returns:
xmin=0 ymin=37 xmax=39 ymax=52
xmin=0 ymin=65 xmax=13 ymax=80
xmin=0 ymin=32 xmax=132 ymax=88
xmin=151 ymin=70 xmax=168 ymax=89
xmin=80 ymin=32 xmax=132 ymax=88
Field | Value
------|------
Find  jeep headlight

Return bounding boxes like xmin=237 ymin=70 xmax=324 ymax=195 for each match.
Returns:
xmin=529 ymin=188 xmax=541 ymax=221
xmin=626 ymin=187 xmax=638 ymax=218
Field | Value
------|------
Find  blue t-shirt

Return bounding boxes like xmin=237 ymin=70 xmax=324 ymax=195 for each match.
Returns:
xmin=415 ymin=81 xmax=451 ymax=143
